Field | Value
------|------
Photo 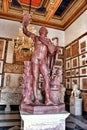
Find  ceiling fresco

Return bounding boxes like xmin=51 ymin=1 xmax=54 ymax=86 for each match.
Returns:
xmin=0 ymin=0 xmax=87 ymax=30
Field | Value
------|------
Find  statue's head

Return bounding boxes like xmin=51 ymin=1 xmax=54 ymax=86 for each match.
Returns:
xmin=39 ymin=26 xmax=48 ymax=36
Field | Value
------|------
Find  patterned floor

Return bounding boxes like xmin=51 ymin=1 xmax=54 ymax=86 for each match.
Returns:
xmin=0 ymin=111 xmax=21 ymax=130
xmin=66 ymin=113 xmax=87 ymax=130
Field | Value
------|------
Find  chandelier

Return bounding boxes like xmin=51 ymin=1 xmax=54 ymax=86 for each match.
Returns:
xmin=14 ymin=25 xmax=36 ymax=53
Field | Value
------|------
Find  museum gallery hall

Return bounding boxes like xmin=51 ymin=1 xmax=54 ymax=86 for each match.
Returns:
xmin=0 ymin=0 xmax=87 ymax=130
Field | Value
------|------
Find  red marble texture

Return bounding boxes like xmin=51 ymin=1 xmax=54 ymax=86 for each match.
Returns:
xmin=50 ymin=68 xmax=62 ymax=105
xmin=21 ymin=61 xmax=33 ymax=105
xmin=20 ymin=103 xmax=65 ymax=114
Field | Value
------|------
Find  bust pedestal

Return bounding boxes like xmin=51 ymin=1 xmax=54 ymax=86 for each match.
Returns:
xmin=20 ymin=111 xmax=69 ymax=130
xmin=0 ymin=90 xmax=22 ymax=112
xmin=70 ymin=97 xmax=82 ymax=115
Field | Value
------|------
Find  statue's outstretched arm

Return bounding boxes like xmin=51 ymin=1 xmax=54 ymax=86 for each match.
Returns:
xmin=22 ymin=11 xmax=35 ymax=39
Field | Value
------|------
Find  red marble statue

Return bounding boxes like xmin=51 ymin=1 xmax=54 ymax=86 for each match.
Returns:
xmin=48 ymin=37 xmax=59 ymax=76
xmin=22 ymin=11 xmax=59 ymax=105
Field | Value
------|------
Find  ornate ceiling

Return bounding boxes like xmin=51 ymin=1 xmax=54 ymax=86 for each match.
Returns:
xmin=0 ymin=0 xmax=87 ymax=30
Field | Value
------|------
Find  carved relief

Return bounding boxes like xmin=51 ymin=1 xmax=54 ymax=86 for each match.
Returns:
xmin=0 ymin=61 xmax=3 ymax=73
xmin=3 ymin=73 xmax=22 ymax=91
xmin=0 ymin=39 xmax=6 ymax=59
xmin=6 ymin=40 xmax=14 ymax=63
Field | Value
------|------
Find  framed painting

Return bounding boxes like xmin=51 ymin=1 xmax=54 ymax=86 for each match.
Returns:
xmin=71 ymin=57 xmax=78 ymax=68
xmin=80 ymin=77 xmax=87 ymax=90
xmin=79 ymin=53 xmax=87 ymax=66
xmin=3 ymin=73 xmax=22 ymax=89
xmin=65 ymin=46 xmax=71 ymax=60
xmin=65 ymin=70 xmax=71 ymax=77
xmin=71 ymin=41 xmax=78 ymax=57
xmin=80 ymin=67 xmax=87 ymax=76
xmin=6 ymin=40 xmax=14 ymax=63
xmin=71 ymin=78 xmax=79 ymax=89
xmin=79 ymin=35 xmax=87 ymax=54
xmin=66 ymin=60 xmax=71 ymax=70
xmin=71 ymin=68 xmax=79 ymax=77
xmin=0 ymin=39 xmax=6 ymax=59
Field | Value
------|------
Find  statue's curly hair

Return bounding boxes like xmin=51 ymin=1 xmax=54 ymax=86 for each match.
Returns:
xmin=39 ymin=26 xmax=48 ymax=35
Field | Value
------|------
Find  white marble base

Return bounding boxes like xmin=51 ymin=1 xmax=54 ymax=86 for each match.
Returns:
xmin=1 ymin=92 xmax=22 ymax=105
xmin=70 ymin=97 xmax=82 ymax=115
xmin=20 ymin=111 xmax=70 ymax=130
xmin=5 ymin=105 xmax=11 ymax=112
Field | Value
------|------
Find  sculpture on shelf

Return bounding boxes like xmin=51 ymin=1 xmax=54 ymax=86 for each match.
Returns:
xmin=71 ymin=82 xmax=81 ymax=98
xmin=22 ymin=11 xmax=60 ymax=105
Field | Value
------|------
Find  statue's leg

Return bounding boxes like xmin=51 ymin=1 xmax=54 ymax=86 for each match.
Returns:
xmin=32 ymin=62 xmax=40 ymax=104
xmin=40 ymin=63 xmax=54 ymax=105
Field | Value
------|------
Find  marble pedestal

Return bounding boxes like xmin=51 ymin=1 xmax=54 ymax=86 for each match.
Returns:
xmin=0 ymin=91 xmax=22 ymax=111
xmin=1 ymin=92 xmax=22 ymax=105
xmin=20 ymin=103 xmax=65 ymax=114
xmin=20 ymin=111 xmax=70 ymax=130
xmin=70 ymin=97 xmax=82 ymax=115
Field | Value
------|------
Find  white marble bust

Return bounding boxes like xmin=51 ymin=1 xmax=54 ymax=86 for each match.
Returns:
xmin=71 ymin=83 xmax=81 ymax=98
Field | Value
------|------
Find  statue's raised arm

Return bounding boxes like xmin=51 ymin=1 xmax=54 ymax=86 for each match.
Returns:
xmin=22 ymin=11 xmax=35 ymax=39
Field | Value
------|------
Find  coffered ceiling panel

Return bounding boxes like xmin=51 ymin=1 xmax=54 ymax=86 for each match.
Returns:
xmin=0 ymin=0 xmax=87 ymax=30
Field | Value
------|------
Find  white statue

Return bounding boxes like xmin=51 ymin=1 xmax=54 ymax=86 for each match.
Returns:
xmin=71 ymin=83 xmax=81 ymax=98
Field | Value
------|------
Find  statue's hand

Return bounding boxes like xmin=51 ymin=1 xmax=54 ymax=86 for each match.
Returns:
xmin=22 ymin=11 xmax=32 ymax=27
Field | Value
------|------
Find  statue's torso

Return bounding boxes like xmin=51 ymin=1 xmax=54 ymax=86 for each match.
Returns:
xmin=32 ymin=36 xmax=48 ymax=64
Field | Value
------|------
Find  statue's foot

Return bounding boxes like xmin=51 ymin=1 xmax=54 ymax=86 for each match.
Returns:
xmin=25 ymin=100 xmax=33 ymax=105
xmin=45 ymin=100 xmax=55 ymax=106
xmin=34 ymin=99 xmax=41 ymax=105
